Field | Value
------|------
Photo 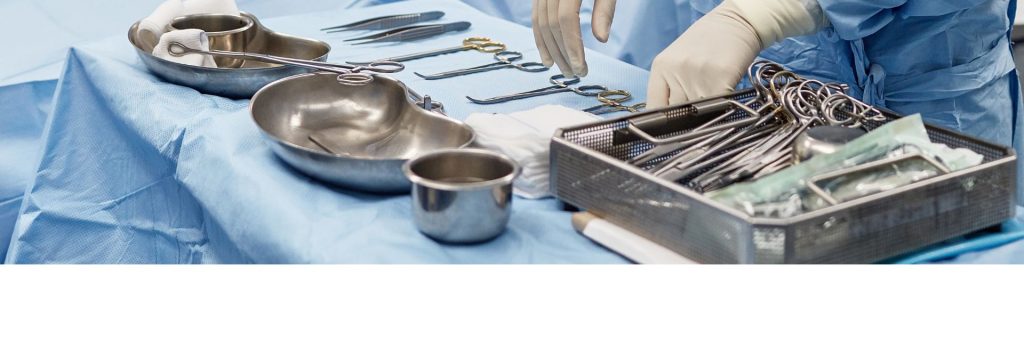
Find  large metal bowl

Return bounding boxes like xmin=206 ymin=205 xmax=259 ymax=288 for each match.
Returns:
xmin=128 ymin=12 xmax=330 ymax=99
xmin=251 ymin=73 xmax=475 ymax=193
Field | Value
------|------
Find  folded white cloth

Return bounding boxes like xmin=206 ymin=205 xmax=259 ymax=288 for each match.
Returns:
xmin=138 ymin=0 xmax=240 ymax=53
xmin=153 ymin=29 xmax=218 ymax=67
xmin=138 ymin=0 xmax=186 ymax=52
xmin=182 ymin=0 xmax=240 ymax=16
xmin=465 ymin=105 xmax=601 ymax=199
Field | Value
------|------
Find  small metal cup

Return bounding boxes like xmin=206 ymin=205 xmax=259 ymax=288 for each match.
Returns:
xmin=170 ymin=14 xmax=255 ymax=68
xmin=403 ymin=149 xmax=521 ymax=244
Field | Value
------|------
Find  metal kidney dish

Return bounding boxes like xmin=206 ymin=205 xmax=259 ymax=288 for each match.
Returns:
xmin=128 ymin=12 xmax=331 ymax=99
xmin=250 ymin=73 xmax=475 ymax=193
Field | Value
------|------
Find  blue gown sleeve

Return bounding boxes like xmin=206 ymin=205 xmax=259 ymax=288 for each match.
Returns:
xmin=817 ymin=0 xmax=989 ymax=40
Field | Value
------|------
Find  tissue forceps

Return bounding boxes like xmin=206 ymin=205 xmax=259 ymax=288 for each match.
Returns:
xmin=166 ymin=42 xmax=404 ymax=84
xmin=345 ymin=22 xmax=472 ymax=45
xmin=584 ymin=90 xmax=646 ymax=114
xmin=348 ymin=37 xmax=505 ymax=64
xmin=322 ymin=11 xmax=446 ymax=32
xmin=414 ymin=51 xmax=549 ymax=80
xmin=467 ymin=74 xmax=609 ymax=105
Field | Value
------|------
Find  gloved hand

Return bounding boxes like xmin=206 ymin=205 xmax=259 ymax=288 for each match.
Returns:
xmin=532 ymin=0 xmax=617 ymax=77
xmin=646 ymin=0 xmax=826 ymax=108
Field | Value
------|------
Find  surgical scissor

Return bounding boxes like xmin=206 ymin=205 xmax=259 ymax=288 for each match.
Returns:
xmin=347 ymin=37 xmax=506 ymax=64
xmin=467 ymin=74 xmax=608 ymax=104
xmin=414 ymin=51 xmax=549 ymax=80
xmin=583 ymin=89 xmax=645 ymax=115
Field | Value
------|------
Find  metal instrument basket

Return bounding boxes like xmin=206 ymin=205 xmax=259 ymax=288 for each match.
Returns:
xmin=551 ymin=90 xmax=1017 ymax=263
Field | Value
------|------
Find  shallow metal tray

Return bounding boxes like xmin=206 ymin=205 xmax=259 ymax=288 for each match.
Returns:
xmin=128 ymin=12 xmax=330 ymax=99
xmin=551 ymin=90 xmax=1017 ymax=263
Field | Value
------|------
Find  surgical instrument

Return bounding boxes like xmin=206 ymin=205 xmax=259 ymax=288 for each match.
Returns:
xmin=166 ymin=42 xmax=404 ymax=84
xmin=626 ymin=99 xmax=768 ymax=166
xmin=584 ymin=90 xmax=646 ymax=115
xmin=345 ymin=22 xmax=472 ymax=44
xmin=413 ymin=51 xmax=549 ymax=80
xmin=467 ymin=74 xmax=609 ymax=105
xmin=322 ymin=11 xmax=445 ymax=32
xmin=347 ymin=37 xmax=505 ymax=64
xmin=653 ymin=130 xmax=774 ymax=182
xmin=621 ymin=60 xmax=899 ymax=192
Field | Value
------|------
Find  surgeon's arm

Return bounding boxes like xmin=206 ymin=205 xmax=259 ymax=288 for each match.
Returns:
xmin=647 ymin=0 xmax=827 ymax=108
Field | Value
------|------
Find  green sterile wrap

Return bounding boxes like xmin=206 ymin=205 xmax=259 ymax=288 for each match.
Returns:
xmin=708 ymin=115 xmax=984 ymax=218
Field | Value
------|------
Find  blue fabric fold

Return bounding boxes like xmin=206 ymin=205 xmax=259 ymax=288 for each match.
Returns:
xmin=5 ymin=0 xmax=639 ymax=264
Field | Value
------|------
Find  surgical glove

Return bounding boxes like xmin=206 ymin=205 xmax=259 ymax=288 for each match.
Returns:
xmin=532 ymin=0 xmax=617 ymax=77
xmin=646 ymin=0 xmax=826 ymax=108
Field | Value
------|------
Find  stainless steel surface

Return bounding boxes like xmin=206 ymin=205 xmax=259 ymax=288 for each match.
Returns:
xmin=322 ymin=11 xmax=446 ymax=32
xmin=467 ymin=74 xmax=609 ymax=104
xmin=129 ymin=12 xmax=331 ymax=99
xmin=169 ymin=14 xmax=254 ymax=68
xmin=404 ymin=149 xmax=521 ymax=243
xmin=413 ymin=51 xmax=549 ymax=80
xmin=250 ymin=73 xmax=475 ymax=193
xmin=793 ymin=126 xmax=866 ymax=162
xmin=348 ymin=37 xmax=505 ymax=64
xmin=347 ymin=21 xmax=472 ymax=44
xmin=551 ymin=89 xmax=1017 ymax=263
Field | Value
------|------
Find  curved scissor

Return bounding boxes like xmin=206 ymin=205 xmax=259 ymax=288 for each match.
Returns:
xmin=350 ymin=37 xmax=507 ymax=65
xmin=415 ymin=51 xmax=550 ymax=80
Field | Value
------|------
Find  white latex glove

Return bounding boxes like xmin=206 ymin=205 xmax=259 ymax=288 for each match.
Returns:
xmin=532 ymin=0 xmax=617 ymax=77
xmin=646 ymin=0 xmax=826 ymax=108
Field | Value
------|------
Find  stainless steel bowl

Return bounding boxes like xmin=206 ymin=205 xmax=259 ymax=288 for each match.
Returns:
xmin=128 ymin=12 xmax=330 ymax=98
xmin=169 ymin=14 xmax=255 ymax=68
xmin=403 ymin=149 xmax=521 ymax=244
xmin=251 ymin=73 xmax=475 ymax=193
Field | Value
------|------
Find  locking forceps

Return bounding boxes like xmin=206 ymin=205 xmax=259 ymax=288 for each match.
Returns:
xmin=466 ymin=74 xmax=608 ymax=104
xmin=347 ymin=37 xmax=505 ymax=64
xmin=165 ymin=42 xmax=404 ymax=85
xmin=414 ymin=51 xmax=549 ymax=80
xmin=626 ymin=99 xmax=767 ymax=166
